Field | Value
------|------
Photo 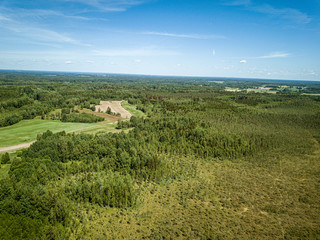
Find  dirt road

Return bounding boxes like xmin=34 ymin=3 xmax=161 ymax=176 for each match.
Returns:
xmin=0 ymin=141 xmax=35 ymax=153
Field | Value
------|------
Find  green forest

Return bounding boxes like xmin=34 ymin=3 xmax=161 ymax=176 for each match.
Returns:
xmin=0 ymin=70 xmax=320 ymax=239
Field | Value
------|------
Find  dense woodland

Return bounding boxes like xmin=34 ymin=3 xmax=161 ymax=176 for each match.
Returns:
xmin=0 ymin=70 xmax=320 ymax=239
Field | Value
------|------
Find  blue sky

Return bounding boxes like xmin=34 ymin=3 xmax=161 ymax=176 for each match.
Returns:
xmin=0 ymin=0 xmax=319 ymax=80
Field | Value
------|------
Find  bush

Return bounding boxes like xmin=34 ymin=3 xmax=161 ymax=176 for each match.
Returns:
xmin=1 ymin=153 xmax=10 ymax=164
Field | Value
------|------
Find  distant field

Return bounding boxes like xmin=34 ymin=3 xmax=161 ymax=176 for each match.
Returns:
xmin=225 ymin=87 xmax=242 ymax=92
xmin=225 ymin=87 xmax=277 ymax=94
xmin=0 ymin=119 xmax=114 ymax=148
xmin=224 ymin=85 xmax=308 ymax=94
xmin=302 ymin=93 xmax=320 ymax=96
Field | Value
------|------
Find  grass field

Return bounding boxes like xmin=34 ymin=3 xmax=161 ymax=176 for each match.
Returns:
xmin=0 ymin=119 xmax=115 ymax=147
xmin=0 ymin=102 xmax=143 ymax=148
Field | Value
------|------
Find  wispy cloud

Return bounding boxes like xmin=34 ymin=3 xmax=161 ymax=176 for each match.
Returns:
xmin=234 ymin=52 xmax=291 ymax=62
xmin=0 ymin=8 xmax=90 ymax=47
xmin=26 ymin=9 xmax=91 ymax=21
xmin=223 ymin=1 xmax=311 ymax=25
xmin=258 ymin=52 xmax=291 ymax=59
xmin=5 ymin=24 xmax=89 ymax=46
xmin=142 ymin=31 xmax=226 ymax=39
xmin=222 ymin=0 xmax=251 ymax=6
xmin=0 ymin=14 xmax=12 ymax=22
xmin=64 ymin=0 xmax=147 ymax=12
xmin=93 ymin=47 xmax=179 ymax=57
xmin=253 ymin=5 xmax=311 ymax=24
xmin=0 ymin=6 xmax=91 ymax=21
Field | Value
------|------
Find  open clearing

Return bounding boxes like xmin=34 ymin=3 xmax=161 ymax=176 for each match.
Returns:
xmin=0 ymin=101 xmax=142 ymax=152
xmin=95 ymin=101 xmax=132 ymax=118
xmin=0 ymin=119 xmax=115 ymax=148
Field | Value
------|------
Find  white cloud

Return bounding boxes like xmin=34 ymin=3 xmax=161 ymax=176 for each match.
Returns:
xmin=86 ymin=60 xmax=95 ymax=63
xmin=142 ymin=31 xmax=226 ymax=39
xmin=65 ymin=60 xmax=72 ymax=64
xmin=134 ymin=59 xmax=142 ymax=63
xmin=212 ymin=49 xmax=216 ymax=56
xmin=258 ymin=52 xmax=290 ymax=59
xmin=240 ymin=59 xmax=247 ymax=63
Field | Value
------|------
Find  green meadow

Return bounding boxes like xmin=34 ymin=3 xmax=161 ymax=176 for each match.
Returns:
xmin=0 ymin=102 xmax=143 ymax=148
xmin=0 ymin=119 xmax=112 ymax=147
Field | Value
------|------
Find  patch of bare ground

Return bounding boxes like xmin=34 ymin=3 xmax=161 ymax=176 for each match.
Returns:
xmin=79 ymin=109 xmax=120 ymax=121
xmin=95 ymin=101 xmax=132 ymax=119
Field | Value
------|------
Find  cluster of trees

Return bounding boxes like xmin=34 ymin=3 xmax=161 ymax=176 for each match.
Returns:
xmin=0 ymin=98 xmax=51 ymax=127
xmin=61 ymin=112 xmax=104 ymax=123
xmin=0 ymin=114 xmax=23 ymax=127
xmin=25 ymin=130 xmax=163 ymax=179
xmin=43 ymin=108 xmax=105 ymax=123
xmin=65 ymin=171 xmax=136 ymax=208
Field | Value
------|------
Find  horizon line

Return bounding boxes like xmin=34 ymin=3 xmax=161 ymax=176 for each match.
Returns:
xmin=0 ymin=68 xmax=319 ymax=82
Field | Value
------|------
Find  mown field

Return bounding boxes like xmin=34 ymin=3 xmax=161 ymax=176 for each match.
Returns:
xmin=0 ymin=102 xmax=141 ymax=148
xmin=0 ymin=119 xmax=112 ymax=148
